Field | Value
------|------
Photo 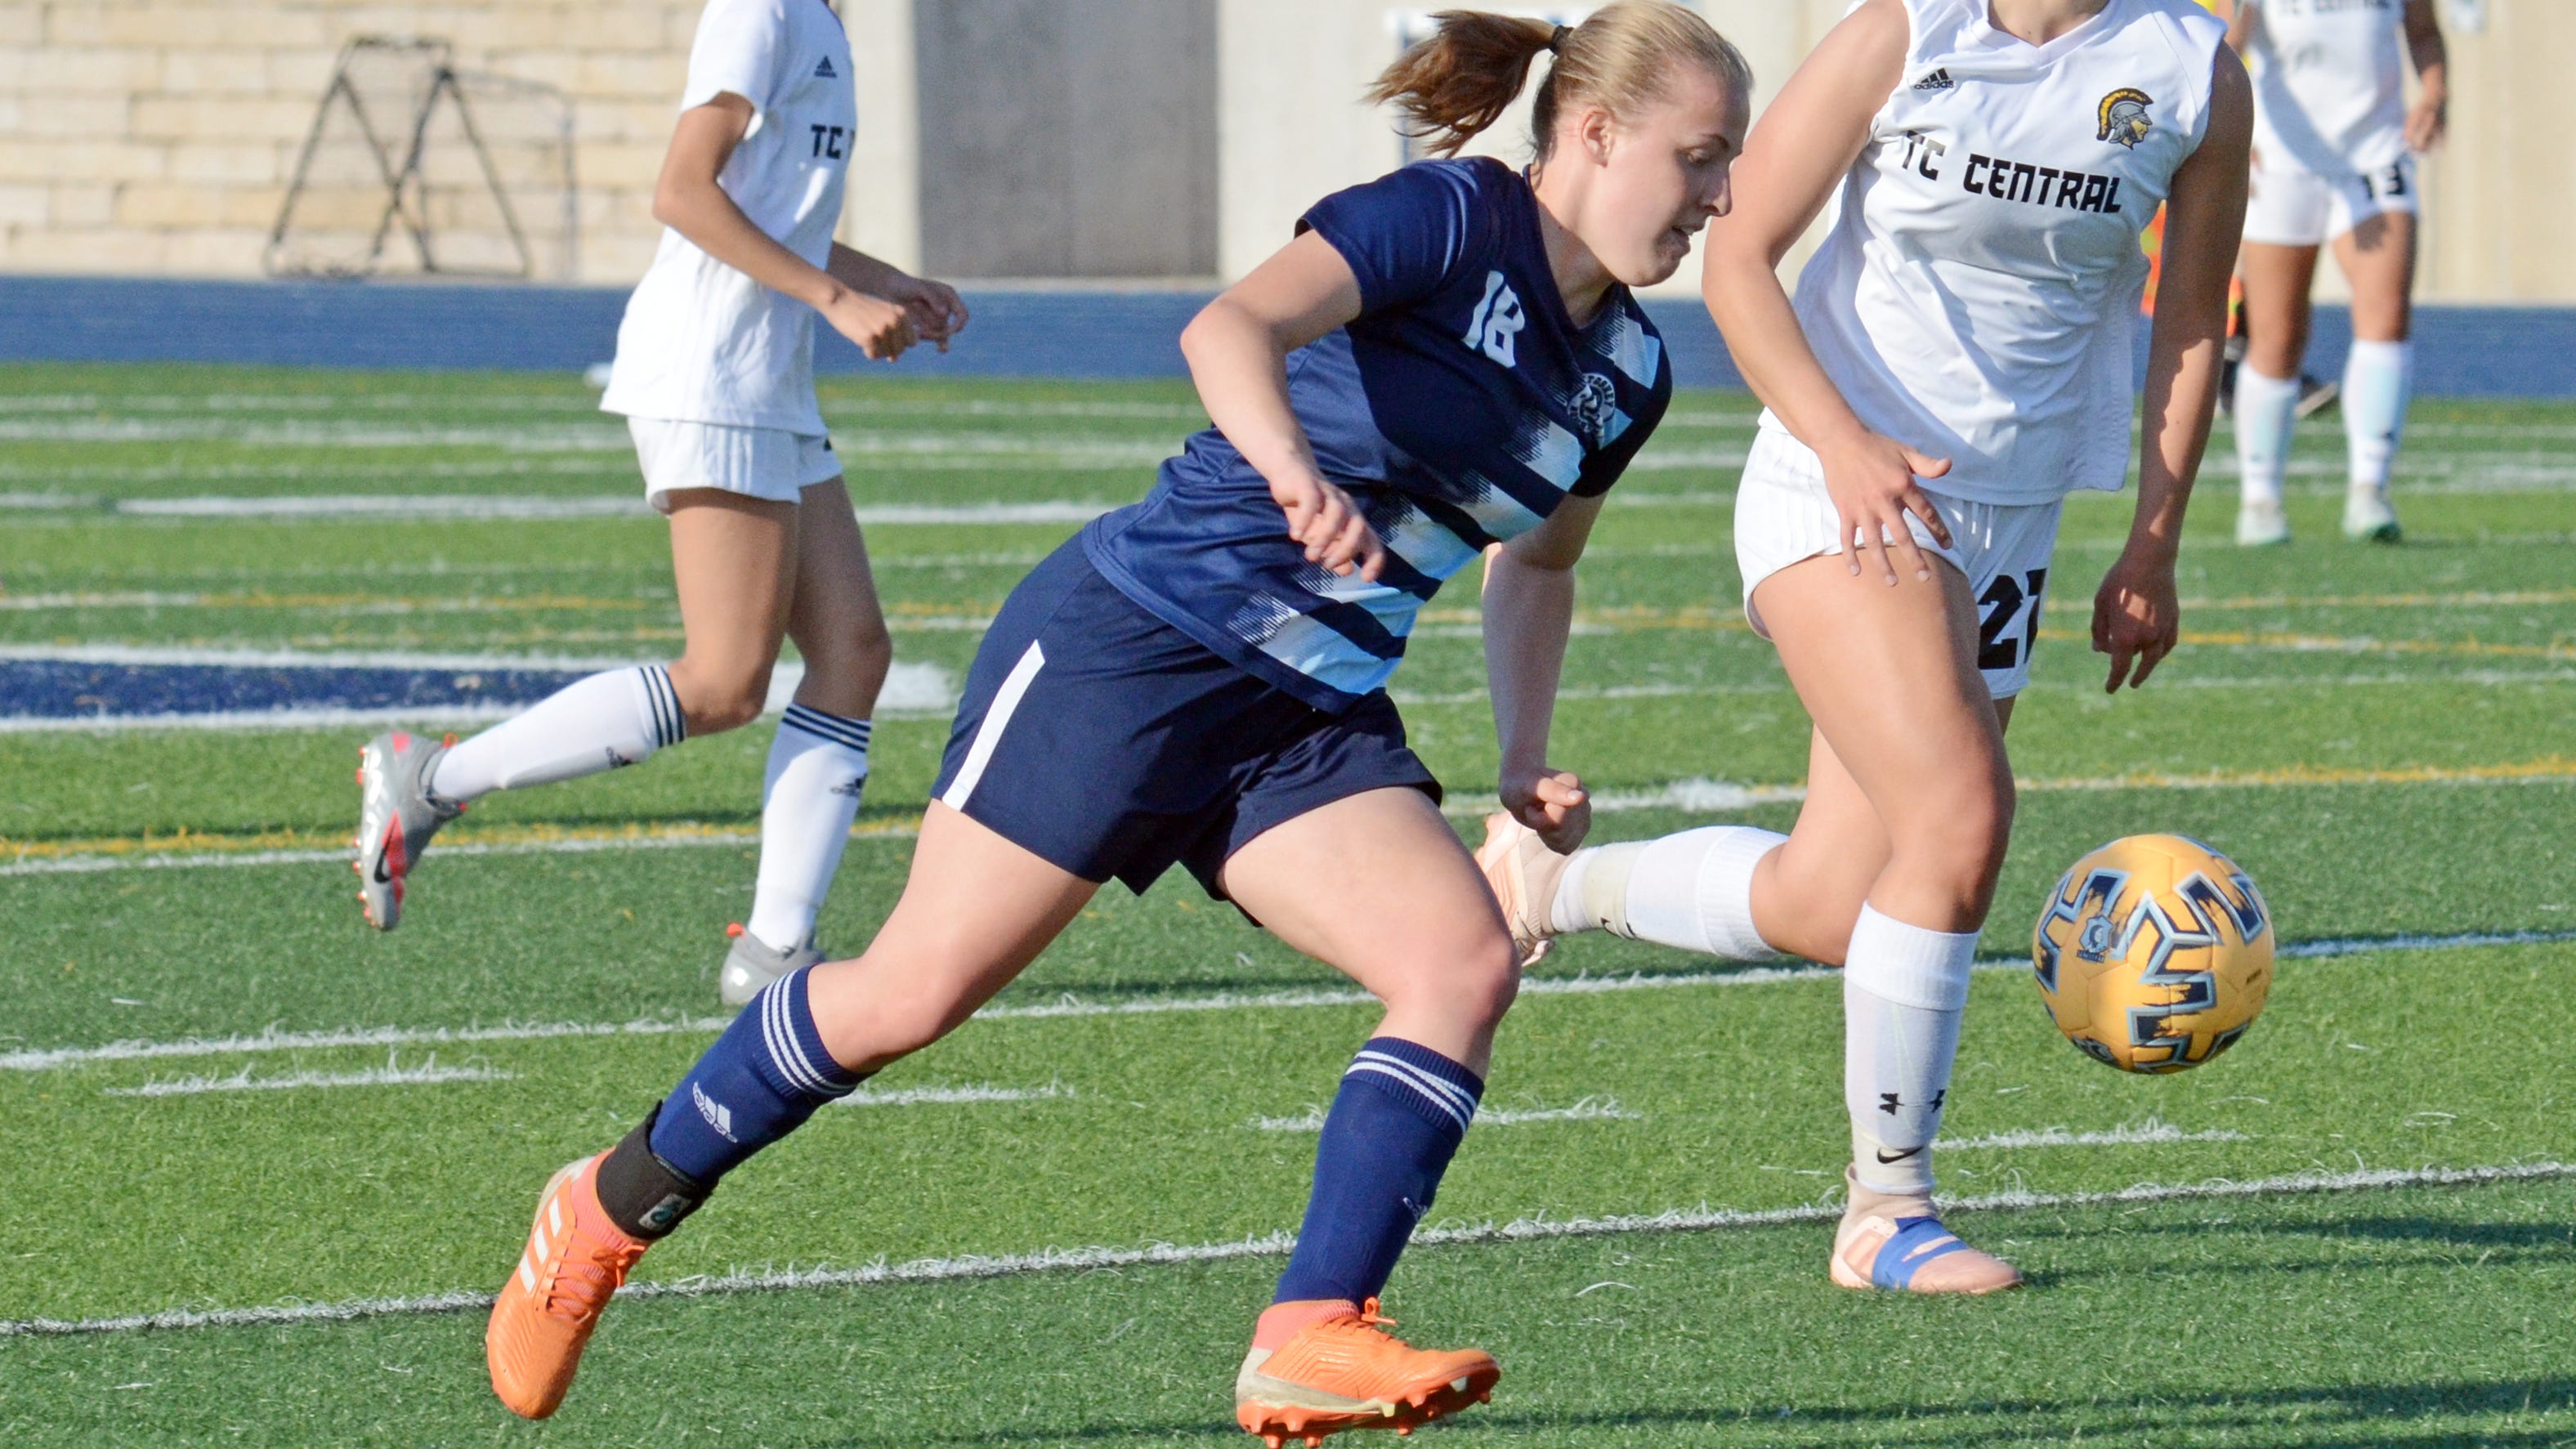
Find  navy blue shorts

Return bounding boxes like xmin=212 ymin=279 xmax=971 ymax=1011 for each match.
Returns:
xmin=931 ymin=540 xmax=1441 ymax=898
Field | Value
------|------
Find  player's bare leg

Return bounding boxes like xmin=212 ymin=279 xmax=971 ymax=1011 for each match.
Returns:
xmin=1755 ymin=552 xmax=2022 ymax=1294
xmin=2234 ymin=239 xmax=2322 ymax=547
xmin=1223 ymin=788 xmax=1509 ymax=1442
xmin=2332 ymin=209 xmax=2417 ymax=543
xmin=487 ymin=803 xmax=1095 ymax=1418
xmin=724 ymin=478 xmax=897 ymax=1004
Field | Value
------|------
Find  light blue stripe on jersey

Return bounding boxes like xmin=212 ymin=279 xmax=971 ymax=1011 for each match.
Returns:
xmin=1265 ymin=501 xmax=1483 ymax=695
xmin=1598 ymin=309 xmax=1666 ymax=388
xmin=1254 ymin=610 xmax=1408 ymax=698
xmin=1511 ymin=416 xmax=1586 ymax=493
xmin=1379 ymin=504 xmax=1483 ymax=581
xmin=1456 ymin=469 xmax=1544 ymax=539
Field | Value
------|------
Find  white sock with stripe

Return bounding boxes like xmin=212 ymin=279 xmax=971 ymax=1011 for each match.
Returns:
xmin=2342 ymin=339 xmax=2413 ymax=494
xmin=2233 ymin=366 xmax=2301 ymax=508
xmin=745 ymin=704 xmax=871 ymax=950
xmin=427 ymin=664 xmax=685 ymax=804
xmin=1844 ymin=904 xmax=1979 ymax=1198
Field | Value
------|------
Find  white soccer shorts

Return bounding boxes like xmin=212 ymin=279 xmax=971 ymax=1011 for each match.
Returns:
xmin=627 ymin=416 xmax=843 ymax=514
xmin=2243 ymin=153 xmax=2417 ymax=248
xmin=1733 ymin=427 xmax=2064 ymax=700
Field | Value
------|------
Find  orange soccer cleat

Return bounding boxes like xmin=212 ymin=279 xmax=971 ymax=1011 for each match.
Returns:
xmin=485 ymin=1153 xmax=650 ymax=1420
xmin=1233 ymin=1299 xmax=1500 ymax=1446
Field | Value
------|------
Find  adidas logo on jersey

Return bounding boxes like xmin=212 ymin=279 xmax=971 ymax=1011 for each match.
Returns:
xmin=1912 ymin=69 xmax=1955 ymax=91
xmin=813 ymin=56 xmax=838 ymax=78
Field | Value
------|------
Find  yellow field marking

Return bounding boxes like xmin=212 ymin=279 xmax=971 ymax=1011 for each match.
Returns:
xmin=2050 ymin=588 xmax=2576 ymax=613
xmin=12 ymin=758 xmax=2571 ymax=869
xmin=2031 ymin=626 xmax=2576 ymax=663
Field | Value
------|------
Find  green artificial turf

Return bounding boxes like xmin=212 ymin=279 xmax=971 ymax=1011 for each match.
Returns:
xmin=2 ymin=363 xmax=2571 ymax=1446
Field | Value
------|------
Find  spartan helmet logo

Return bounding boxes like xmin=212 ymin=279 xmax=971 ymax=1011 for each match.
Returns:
xmin=1569 ymin=372 xmax=1620 ymax=446
xmin=2097 ymin=87 xmax=2154 ymax=149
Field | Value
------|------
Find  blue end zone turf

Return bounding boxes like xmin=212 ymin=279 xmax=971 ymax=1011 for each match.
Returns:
xmin=0 ymin=659 xmax=591 ymax=727
xmin=3 ymin=275 xmax=2573 ymax=396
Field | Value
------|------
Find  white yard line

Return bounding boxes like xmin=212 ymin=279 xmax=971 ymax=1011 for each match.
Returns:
xmin=101 ymin=1062 xmax=515 ymax=1098
xmin=6 ymin=759 xmax=2570 ymax=875
xmin=105 ymin=496 xmax=1114 ymax=524
xmin=1934 ymin=1120 xmax=2251 ymax=1151
xmin=4 ymin=928 xmax=2569 ymax=1072
xmin=1251 ymin=1097 xmax=1640 ymax=1132
xmin=836 ymin=1081 xmax=1073 ymax=1109
xmin=3 ymin=1159 xmax=2564 ymax=1338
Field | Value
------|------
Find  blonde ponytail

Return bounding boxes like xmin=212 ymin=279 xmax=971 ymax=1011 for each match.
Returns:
xmin=1368 ymin=2 xmax=1752 ymax=160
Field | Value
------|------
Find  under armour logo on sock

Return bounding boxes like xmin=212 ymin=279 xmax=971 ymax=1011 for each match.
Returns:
xmin=1880 ymin=1092 xmax=1902 ymax=1115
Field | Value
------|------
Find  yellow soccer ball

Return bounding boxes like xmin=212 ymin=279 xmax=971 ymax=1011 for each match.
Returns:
xmin=2032 ymin=834 xmax=2274 ymax=1074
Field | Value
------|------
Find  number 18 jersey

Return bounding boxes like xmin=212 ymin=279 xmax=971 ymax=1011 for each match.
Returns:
xmin=1780 ymin=0 xmax=2226 ymax=503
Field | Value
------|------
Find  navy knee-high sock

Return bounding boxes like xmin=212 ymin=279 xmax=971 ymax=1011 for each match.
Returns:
xmin=1273 ymin=1037 xmax=1484 ymax=1306
xmin=595 ymin=967 xmax=868 ymax=1238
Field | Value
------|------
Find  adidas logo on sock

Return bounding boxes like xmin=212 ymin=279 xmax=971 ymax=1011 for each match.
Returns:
xmin=813 ymin=56 xmax=837 ymax=78
xmin=1912 ymin=68 xmax=1954 ymax=90
xmin=691 ymin=1081 xmax=737 ymax=1142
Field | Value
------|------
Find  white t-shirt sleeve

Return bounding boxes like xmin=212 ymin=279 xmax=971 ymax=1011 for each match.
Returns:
xmin=680 ymin=0 xmax=789 ymax=114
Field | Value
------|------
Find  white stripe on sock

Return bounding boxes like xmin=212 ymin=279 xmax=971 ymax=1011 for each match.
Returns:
xmin=1349 ymin=1049 xmax=1481 ymax=1120
xmin=1345 ymin=1053 xmax=1478 ymax=1132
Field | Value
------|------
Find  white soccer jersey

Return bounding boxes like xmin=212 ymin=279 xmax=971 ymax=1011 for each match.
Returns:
xmin=602 ymin=0 xmax=858 ymax=433
xmin=2247 ymin=0 xmax=2408 ymax=176
xmin=1777 ymin=0 xmax=2226 ymax=503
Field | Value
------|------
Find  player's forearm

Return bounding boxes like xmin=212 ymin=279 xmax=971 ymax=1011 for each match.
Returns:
xmin=2131 ymin=324 xmax=2223 ymax=563
xmin=654 ymin=176 xmax=843 ymax=312
xmin=1702 ymin=245 xmax=1871 ymax=453
xmin=826 ymin=244 xmax=912 ymax=298
xmin=1479 ymin=548 xmax=1574 ymax=779
xmin=1179 ymin=298 xmax=1329 ymax=491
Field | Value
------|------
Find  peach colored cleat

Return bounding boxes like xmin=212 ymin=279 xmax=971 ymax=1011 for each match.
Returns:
xmin=1234 ymin=1298 xmax=1500 ymax=1446
xmin=485 ymin=1153 xmax=649 ymax=1420
xmin=1473 ymin=812 xmax=1569 ymax=968
xmin=1830 ymin=1176 xmax=2023 ymax=1295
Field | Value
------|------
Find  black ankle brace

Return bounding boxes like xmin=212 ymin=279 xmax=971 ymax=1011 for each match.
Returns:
xmin=593 ymin=1103 xmax=711 ymax=1241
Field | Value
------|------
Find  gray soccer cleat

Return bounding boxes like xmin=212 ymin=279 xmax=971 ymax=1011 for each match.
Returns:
xmin=2235 ymin=496 xmax=2291 ymax=548
xmin=354 ymin=730 xmax=465 ymax=930
xmin=2342 ymin=487 xmax=2401 ymax=543
xmin=719 ymin=924 xmax=827 ymax=1007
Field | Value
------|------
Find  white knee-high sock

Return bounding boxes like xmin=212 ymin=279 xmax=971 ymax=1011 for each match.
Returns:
xmin=427 ymin=664 xmax=684 ymax=804
xmin=1550 ymin=825 xmax=1787 ymax=961
xmin=1844 ymin=903 xmax=1979 ymax=1198
xmin=744 ymin=704 xmax=870 ymax=950
xmin=2342 ymin=339 xmax=2413 ymax=493
xmin=2233 ymin=366 xmax=2301 ymax=507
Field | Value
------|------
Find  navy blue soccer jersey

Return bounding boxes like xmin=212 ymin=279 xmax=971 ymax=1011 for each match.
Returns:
xmin=1082 ymin=155 xmax=1673 ymax=713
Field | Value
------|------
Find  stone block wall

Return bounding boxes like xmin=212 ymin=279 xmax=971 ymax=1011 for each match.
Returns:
xmin=0 ymin=0 xmax=918 ymax=285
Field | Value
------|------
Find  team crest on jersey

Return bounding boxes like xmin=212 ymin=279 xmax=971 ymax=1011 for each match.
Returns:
xmin=1568 ymin=372 xmax=1621 ymax=447
xmin=2095 ymin=88 xmax=2153 ymax=149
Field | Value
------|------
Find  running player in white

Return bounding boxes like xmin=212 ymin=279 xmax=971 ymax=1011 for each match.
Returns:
xmin=2226 ymin=0 xmax=2446 ymax=546
xmin=353 ymin=0 xmax=967 ymax=1006
xmin=1480 ymin=0 xmax=2248 ymax=1292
